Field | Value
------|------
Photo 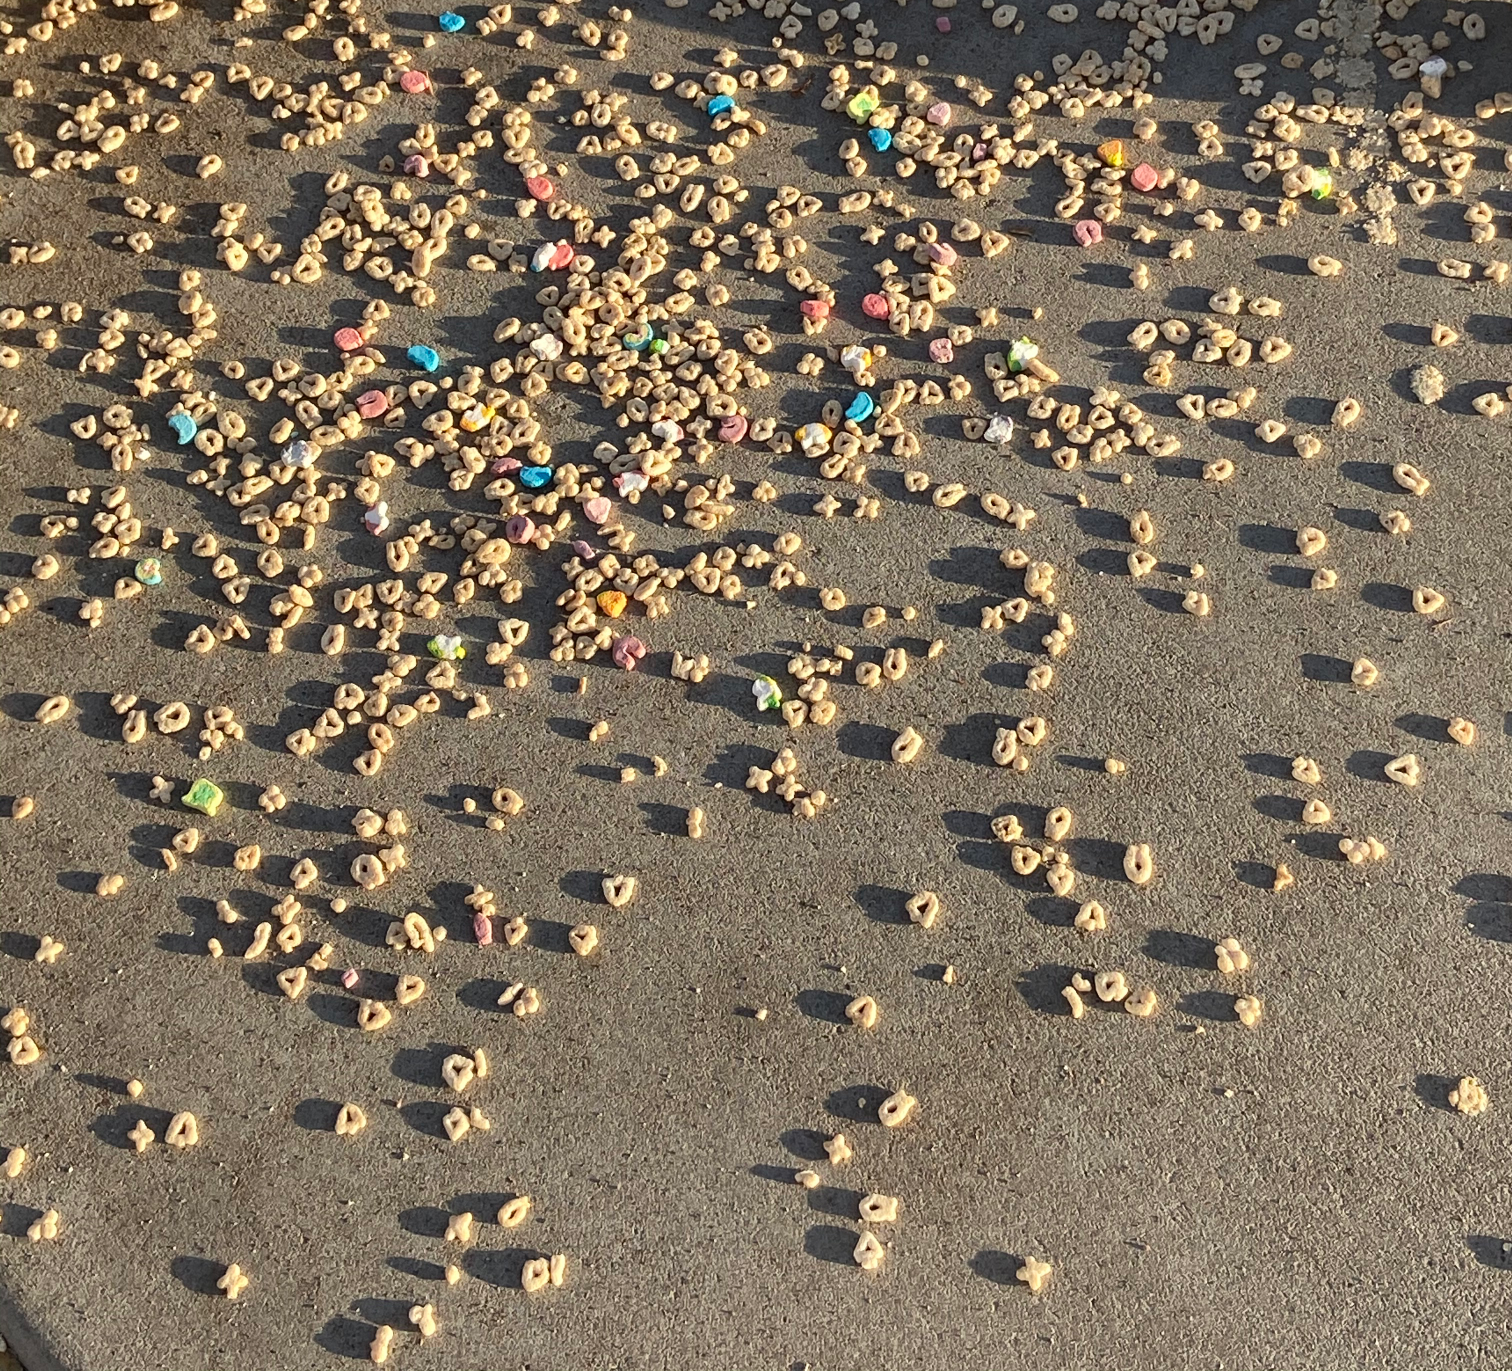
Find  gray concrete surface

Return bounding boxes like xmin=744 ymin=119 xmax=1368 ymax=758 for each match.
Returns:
xmin=1 ymin=0 xmax=1511 ymax=1367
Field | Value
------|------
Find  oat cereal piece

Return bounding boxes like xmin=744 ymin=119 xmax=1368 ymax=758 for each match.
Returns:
xmin=853 ymin=1231 xmax=886 ymax=1271
xmin=878 ymin=1089 xmax=917 ymax=1127
xmin=1449 ymin=1076 xmax=1489 ymax=1116
xmin=1017 ymin=1256 xmax=1052 ymax=1294
xmin=217 ymin=1264 xmax=250 ymax=1300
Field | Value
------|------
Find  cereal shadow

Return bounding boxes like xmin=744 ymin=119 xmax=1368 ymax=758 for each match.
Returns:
xmin=1015 ymin=963 xmax=1078 ymax=1015
xmin=397 ymin=1205 xmax=451 ymax=1239
xmin=1344 ymin=750 xmax=1397 ymax=784
xmin=808 ymin=1186 xmax=865 ymax=1220
xmin=169 ymin=1254 xmax=227 ymax=1298
xmin=1242 ymin=752 xmax=1296 ymax=780
xmin=638 ymin=801 xmax=689 ymax=837
xmin=387 ymin=1256 xmax=447 ymax=1282
xmin=1135 ymin=587 xmax=1187 ymax=614
xmin=1268 ymin=565 xmax=1315 ymax=590
xmin=463 ymin=1247 xmax=541 ymax=1288
xmin=558 ymin=868 xmax=606 ymax=904
xmin=794 ymin=988 xmax=853 ymax=1025
xmin=835 ymin=721 xmax=899 ymax=763
xmin=968 ymin=1249 xmax=1022 ymax=1285
xmin=1339 ymin=460 xmax=1403 ymax=495
xmin=1253 ymin=793 xmax=1302 ymax=822
xmin=852 ymin=884 xmax=911 ymax=926
xmin=1467 ymin=1235 xmax=1512 ymax=1270
xmin=1025 ymin=896 xmax=1076 ymax=928
xmin=313 ymin=1316 xmax=373 ymax=1360
xmin=1255 ymin=253 xmax=1315 ymax=277
xmin=1176 ymin=989 xmax=1236 ymax=1021
xmin=0 ymin=931 xmax=39 ymax=960
xmin=803 ymin=1224 xmax=859 ymax=1265
xmin=1234 ymin=860 xmax=1276 ymax=890
xmin=823 ymin=1083 xmax=891 ymax=1126
xmin=778 ymin=1128 xmax=832 ymax=1163
xmin=352 ymin=1297 xmax=416 ymax=1330
xmin=1360 ymin=581 xmax=1412 ymax=614
xmin=939 ymin=712 xmax=1011 ymax=765
xmin=398 ymin=1101 xmax=454 ymax=1139
xmin=1237 ymin=522 xmax=1298 ymax=555
xmin=1300 ymin=653 xmax=1354 ymax=684
xmin=391 ymin=1042 xmax=461 ymax=1090
xmin=1143 ymin=929 xmax=1214 ymax=969
xmin=1395 ymin=712 xmax=1447 ymax=744
xmin=1413 ymin=1073 xmax=1463 ymax=1112
xmin=293 ymin=1098 xmax=343 ymax=1132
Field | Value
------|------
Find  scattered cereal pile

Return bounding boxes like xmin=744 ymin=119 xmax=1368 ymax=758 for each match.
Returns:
xmin=0 ymin=0 xmax=1509 ymax=1365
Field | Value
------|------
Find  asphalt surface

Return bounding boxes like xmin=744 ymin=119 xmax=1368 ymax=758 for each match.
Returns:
xmin=1 ymin=0 xmax=1511 ymax=1367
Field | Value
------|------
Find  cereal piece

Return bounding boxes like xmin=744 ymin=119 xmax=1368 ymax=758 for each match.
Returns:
xmin=853 ymin=1231 xmax=886 ymax=1271
xmin=891 ymin=726 xmax=925 ymax=764
xmin=905 ymin=890 xmax=940 ymax=928
xmin=1449 ymin=1076 xmax=1489 ymax=1116
xmin=1123 ymin=843 xmax=1154 ymax=886
xmin=568 ymin=924 xmax=599 ymax=956
xmin=217 ymin=1264 xmax=250 ymax=1300
xmin=335 ymin=1104 xmax=367 ymax=1136
xmin=445 ymin=1212 xmax=476 ymax=1244
xmin=1235 ymin=995 xmax=1263 ymax=1027
xmin=1410 ymin=367 xmax=1445 ymax=407
xmin=165 ymin=1111 xmax=200 ymax=1149
xmin=1350 ymin=659 xmax=1379 ymax=688
xmin=357 ymin=999 xmax=392 ymax=1031
xmin=1292 ymin=757 xmax=1322 ymax=785
xmin=34 ymin=935 xmax=64 ymax=964
xmin=26 ymin=1209 xmax=61 ymax=1242
xmin=1301 ymin=799 xmax=1331 ymax=825
xmin=602 ymin=873 xmax=638 ymax=907
xmin=1016 ymin=1256 xmax=1052 ymax=1294
xmin=522 ymin=1258 xmax=552 ymax=1292
xmin=4 ymin=1146 xmax=26 ymax=1177
xmin=1216 ymin=938 xmax=1251 ymax=974
xmin=824 ymin=1134 xmax=852 ymax=1165
xmin=34 ymin=694 xmax=71 ymax=724
xmin=845 ymin=994 xmax=879 ymax=1029
xmin=370 ymin=1326 xmax=395 ymax=1365
xmin=878 ymin=1089 xmax=917 ymax=1127
xmin=1447 ymin=718 xmax=1476 ymax=746
xmin=498 ymin=1196 xmax=531 ymax=1227
xmin=1094 ymin=970 xmax=1129 ymax=1003
xmin=1124 ymin=987 xmax=1159 ymax=1018
xmin=1384 ymin=754 xmax=1422 ymax=787
xmin=409 ymin=1304 xmax=439 ymax=1338
xmin=395 ymin=974 xmax=426 ymax=1006
xmin=1074 ymin=900 xmax=1107 ymax=934
xmin=859 ymin=1193 xmax=899 ymax=1223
